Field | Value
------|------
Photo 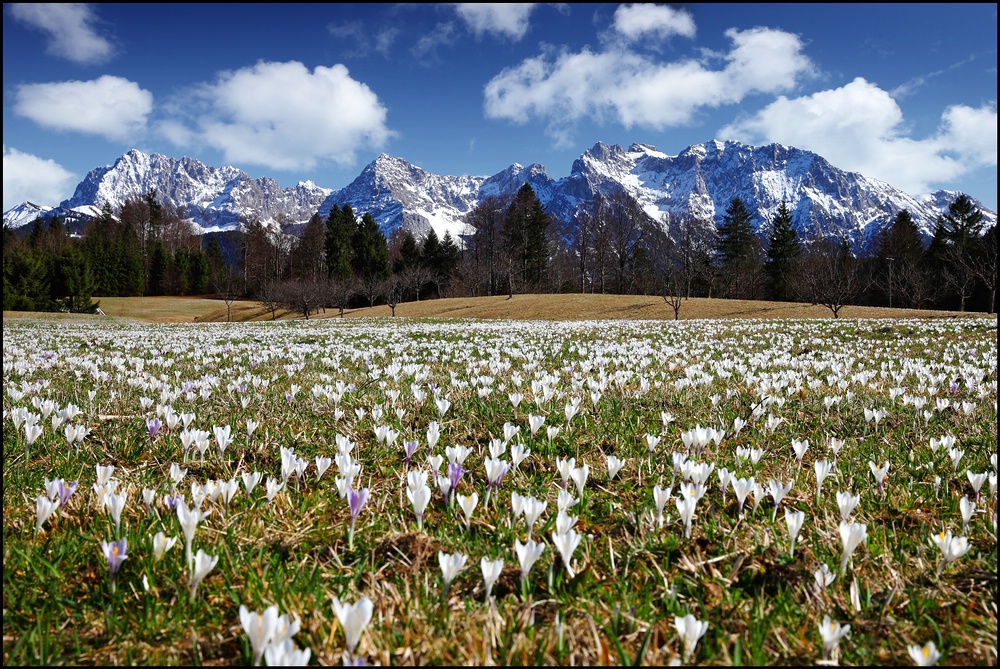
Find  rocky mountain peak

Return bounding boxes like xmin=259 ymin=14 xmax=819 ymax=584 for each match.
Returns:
xmin=4 ymin=141 xmax=995 ymax=254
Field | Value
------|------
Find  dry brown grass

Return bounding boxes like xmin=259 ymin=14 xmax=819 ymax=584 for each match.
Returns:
xmin=5 ymin=293 xmax=988 ymax=324
xmin=343 ymin=293 xmax=980 ymax=322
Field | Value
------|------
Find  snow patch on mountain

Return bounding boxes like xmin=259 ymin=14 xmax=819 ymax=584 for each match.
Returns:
xmin=4 ymin=142 xmax=995 ymax=255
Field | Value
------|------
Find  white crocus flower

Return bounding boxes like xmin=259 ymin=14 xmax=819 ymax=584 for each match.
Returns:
xmin=331 ymin=595 xmax=373 ymax=654
xmin=481 ymin=557 xmax=504 ymax=600
xmin=674 ymin=613 xmax=709 ymax=663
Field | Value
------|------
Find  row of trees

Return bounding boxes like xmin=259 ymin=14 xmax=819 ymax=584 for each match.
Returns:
xmin=656 ymin=193 xmax=995 ymax=316
xmin=3 ymin=193 xmax=233 ymax=312
xmin=3 ymin=186 xmax=995 ymax=316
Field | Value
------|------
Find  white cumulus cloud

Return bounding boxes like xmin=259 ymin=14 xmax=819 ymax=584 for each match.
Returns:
xmin=718 ymin=77 xmax=998 ymax=196
xmin=612 ymin=4 xmax=696 ymax=42
xmin=162 ymin=60 xmax=394 ymax=172
xmin=9 ymin=3 xmax=114 ymax=64
xmin=3 ymin=146 xmax=77 ymax=212
xmin=454 ymin=4 xmax=538 ymax=41
xmin=14 ymin=76 xmax=153 ymax=142
xmin=484 ymin=26 xmax=813 ymax=145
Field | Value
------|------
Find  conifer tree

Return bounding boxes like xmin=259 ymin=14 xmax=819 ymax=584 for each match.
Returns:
xmin=117 ymin=218 xmax=145 ymax=296
xmin=421 ymin=228 xmax=441 ymax=269
xmin=503 ymin=184 xmax=550 ymax=291
xmin=205 ymin=234 xmax=227 ymax=273
xmin=393 ymin=230 xmax=422 ymax=274
xmin=716 ymin=197 xmax=761 ymax=299
xmin=351 ymin=212 xmax=390 ymax=280
xmin=325 ymin=205 xmax=355 ymax=281
xmin=421 ymin=229 xmax=462 ymax=297
xmin=187 ymin=249 xmax=211 ymax=295
xmin=55 ymin=244 xmax=98 ymax=313
xmin=929 ymin=194 xmax=986 ymax=311
xmin=764 ymin=201 xmax=800 ymax=302
xmin=3 ymin=239 xmax=51 ymax=310
xmin=437 ymin=231 xmax=461 ymax=289
xmin=148 ymin=239 xmax=171 ymax=296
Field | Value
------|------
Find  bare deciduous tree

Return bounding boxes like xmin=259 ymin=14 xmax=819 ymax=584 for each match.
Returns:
xmin=400 ymin=265 xmax=434 ymax=302
xmin=326 ymin=276 xmax=357 ymax=318
xmin=796 ymin=238 xmax=870 ymax=318
xmin=359 ymin=274 xmax=384 ymax=308
xmin=257 ymin=279 xmax=284 ymax=321
xmin=382 ymin=275 xmax=405 ymax=317
xmin=662 ymin=273 xmax=683 ymax=320
xmin=211 ymin=264 xmax=242 ymax=323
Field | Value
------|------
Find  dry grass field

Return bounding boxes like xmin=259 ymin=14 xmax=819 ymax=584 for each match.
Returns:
xmin=4 ymin=294 xmax=989 ymax=324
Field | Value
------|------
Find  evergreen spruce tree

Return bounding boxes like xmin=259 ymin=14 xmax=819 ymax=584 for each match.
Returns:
xmin=187 ymin=249 xmax=211 ymax=295
xmin=56 ymin=244 xmax=98 ymax=312
xmin=81 ymin=215 xmax=112 ymax=296
xmin=437 ymin=231 xmax=461 ymax=289
xmin=393 ymin=230 xmax=421 ymax=274
xmin=421 ymin=228 xmax=441 ymax=268
xmin=764 ymin=201 xmax=800 ymax=302
xmin=524 ymin=194 xmax=551 ymax=288
xmin=148 ymin=240 xmax=171 ymax=296
xmin=421 ymin=229 xmax=462 ymax=297
xmin=716 ymin=197 xmax=760 ymax=299
xmin=929 ymin=194 xmax=986 ymax=311
xmin=46 ymin=215 xmax=66 ymax=251
xmin=351 ymin=212 xmax=390 ymax=280
xmin=118 ymin=218 xmax=146 ymax=296
xmin=27 ymin=217 xmax=45 ymax=249
xmin=937 ymin=194 xmax=985 ymax=250
xmin=325 ymin=205 xmax=356 ymax=281
xmin=205 ymin=234 xmax=227 ymax=273
xmin=173 ymin=248 xmax=192 ymax=295
xmin=298 ymin=213 xmax=327 ymax=282
xmin=503 ymin=184 xmax=550 ymax=291
xmin=4 ymin=243 xmax=51 ymax=310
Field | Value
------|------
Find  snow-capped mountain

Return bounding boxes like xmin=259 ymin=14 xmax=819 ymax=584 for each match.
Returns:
xmin=317 ymin=153 xmax=487 ymax=239
xmin=44 ymin=149 xmax=333 ymax=233
xmin=318 ymin=154 xmax=561 ymax=240
xmin=4 ymin=142 xmax=995 ymax=254
xmin=2 ymin=201 xmax=103 ymax=232
xmin=556 ymin=140 xmax=998 ymax=250
xmin=321 ymin=140 xmax=995 ymax=252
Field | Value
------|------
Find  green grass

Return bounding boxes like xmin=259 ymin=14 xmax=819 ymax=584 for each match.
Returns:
xmin=2 ymin=315 xmax=997 ymax=665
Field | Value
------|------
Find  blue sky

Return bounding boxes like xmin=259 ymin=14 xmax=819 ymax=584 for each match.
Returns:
xmin=3 ymin=3 xmax=997 ymax=213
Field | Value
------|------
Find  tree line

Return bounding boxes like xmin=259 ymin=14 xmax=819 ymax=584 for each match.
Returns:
xmin=3 ymin=186 xmax=995 ymax=317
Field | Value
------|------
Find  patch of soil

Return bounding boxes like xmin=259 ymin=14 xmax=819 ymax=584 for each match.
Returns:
xmin=373 ymin=531 xmax=440 ymax=576
xmin=733 ymin=545 xmax=808 ymax=597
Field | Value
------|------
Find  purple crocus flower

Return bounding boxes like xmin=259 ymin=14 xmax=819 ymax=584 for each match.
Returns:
xmin=487 ymin=459 xmax=510 ymax=490
xmin=347 ymin=487 xmax=369 ymax=550
xmin=101 ymin=537 xmax=128 ymax=592
xmin=58 ymin=480 xmax=78 ymax=510
xmin=403 ymin=440 xmax=419 ymax=467
xmin=348 ymin=487 xmax=369 ymax=521
xmin=448 ymin=462 xmax=464 ymax=490
xmin=147 ymin=417 xmax=163 ymax=440
xmin=163 ymin=493 xmax=182 ymax=512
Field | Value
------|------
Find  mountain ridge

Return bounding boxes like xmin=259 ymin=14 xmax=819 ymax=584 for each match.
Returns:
xmin=4 ymin=140 xmax=995 ymax=254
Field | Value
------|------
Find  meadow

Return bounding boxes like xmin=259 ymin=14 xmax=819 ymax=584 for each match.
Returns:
xmin=2 ymin=312 xmax=997 ymax=665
